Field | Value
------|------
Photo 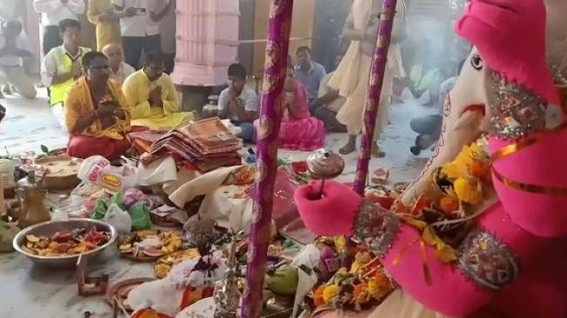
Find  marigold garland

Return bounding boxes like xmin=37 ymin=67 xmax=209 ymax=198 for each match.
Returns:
xmin=395 ymin=136 xmax=493 ymax=266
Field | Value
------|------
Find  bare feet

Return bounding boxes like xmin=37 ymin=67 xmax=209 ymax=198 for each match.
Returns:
xmin=339 ymin=135 xmax=357 ymax=154
xmin=372 ymin=145 xmax=385 ymax=158
xmin=339 ymin=142 xmax=356 ymax=154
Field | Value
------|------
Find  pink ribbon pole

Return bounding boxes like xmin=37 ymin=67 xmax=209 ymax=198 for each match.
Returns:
xmin=353 ymin=0 xmax=399 ymax=195
xmin=240 ymin=1 xmax=294 ymax=317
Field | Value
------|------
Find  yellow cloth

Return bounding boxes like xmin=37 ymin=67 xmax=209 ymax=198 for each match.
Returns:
xmin=63 ymin=77 xmax=131 ymax=140
xmin=87 ymin=0 xmax=121 ymax=50
xmin=122 ymin=70 xmax=193 ymax=130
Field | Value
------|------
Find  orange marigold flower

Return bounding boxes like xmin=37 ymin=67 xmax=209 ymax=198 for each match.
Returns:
xmin=439 ymin=196 xmax=459 ymax=215
xmin=469 ymin=161 xmax=491 ymax=181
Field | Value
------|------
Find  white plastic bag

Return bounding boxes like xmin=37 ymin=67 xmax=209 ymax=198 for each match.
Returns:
xmin=103 ymin=203 xmax=132 ymax=234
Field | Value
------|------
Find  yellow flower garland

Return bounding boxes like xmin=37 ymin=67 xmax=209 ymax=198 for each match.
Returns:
xmin=439 ymin=137 xmax=490 ymax=206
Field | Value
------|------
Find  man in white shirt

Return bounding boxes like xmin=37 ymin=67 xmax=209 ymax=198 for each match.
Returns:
xmin=112 ymin=0 xmax=172 ymax=68
xmin=102 ymin=43 xmax=135 ymax=84
xmin=218 ymin=63 xmax=259 ymax=143
xmin=41 ymin=19 xmax=91 ymax=128
xmin=0 ymin=20 xmax=37 ymax=99
xmin=311 ymin=72 xmax=346 ymax=132
xmin=33 ymin=0 xmax=85 ymax=55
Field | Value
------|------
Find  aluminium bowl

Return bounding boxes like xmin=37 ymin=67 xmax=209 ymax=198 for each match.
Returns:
xmin=13 ymin=218 xmax=117 ymax=268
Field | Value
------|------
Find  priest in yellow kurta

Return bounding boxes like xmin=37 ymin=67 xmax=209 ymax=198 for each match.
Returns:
xmin=64 ymin=52 xmax=131 ymax=160
xmin=122 ymin=52 xmax=194 ymax=130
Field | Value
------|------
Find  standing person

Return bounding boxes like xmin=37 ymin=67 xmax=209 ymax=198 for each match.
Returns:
xmin=329 ymin=0 xmax=406 ymax=157
xmin=102 ymin=43 xmax=135 ymax=84
xmin=312 ymin=0 xmax=351 ymax=73
xmin=122 ymin=52 xmax=193 ymax=130
xmin=64 ymin=51 xmax=131 ymax=160
xmin=41 ymin=19 xmax=91 ymax=128
xmin=87 ymin=0 xmax=122 ymax=50
xmin=0 ymin=20 xmax=37 ymax=99
xmin=294 ymin=46 xmax=326 ymax=108
xmin=159 ymin=0 xmax=175 ymax=74
xmin=218 ymin=63 xmax=258 ymax=143
xmin=112 ymin=0 xmax=172 ymax=69
xmin=33 ymin=0 xmax=86 ymax=55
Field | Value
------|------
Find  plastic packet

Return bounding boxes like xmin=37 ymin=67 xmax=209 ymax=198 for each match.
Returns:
xmin=103 ymin=203 xmax=132 ymax=235
xmin=90 ymin=199 xmax=109 ymax=220
xmin=128 ymin=202 xmax=152 ymax=231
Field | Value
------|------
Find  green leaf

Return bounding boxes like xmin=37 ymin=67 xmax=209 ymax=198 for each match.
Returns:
xmin=40 ymin=145 xmax=49 ymax=155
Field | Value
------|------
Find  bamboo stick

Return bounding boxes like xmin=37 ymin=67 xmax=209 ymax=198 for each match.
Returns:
xmin=240 ymin=1 xmax=295 ymax=317
xmin=353 ymin=0 xmax=399 ymax=195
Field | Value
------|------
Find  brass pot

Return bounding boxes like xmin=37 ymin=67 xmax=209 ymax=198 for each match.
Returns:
xmin=17 ymin=188 xmax=51 ymax=229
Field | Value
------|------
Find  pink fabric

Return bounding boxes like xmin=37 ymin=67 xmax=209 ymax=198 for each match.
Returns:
xmin=278 ymin=82 xmax=325 ymax=151
xmin=381 ymin=204 xmax=567 ymax=317
xmin=489 ymin=131 xmax=567 ymax=237
xmin=67 ymin=135 xmax=131 ymax=160
xmin=294 ymin=1 xmax=567 ymax=316
xmin=381 ymin=0 xmax=567 ymax=315
xmin=294 ymin=180 xmax=361 ymax=236
xmin=455 ymin=0 xmax=559 ymax=105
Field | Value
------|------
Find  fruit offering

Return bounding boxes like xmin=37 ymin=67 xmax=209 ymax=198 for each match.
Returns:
xmin=21 ymin=227 xmax=111 ymax=256
xmin=265 ymin=265 xmax=299 ymax=297
xmin=117 ymin=230 xmax=182 ymax=261
xmin=153 ymin=248 xmax=200 ymax=279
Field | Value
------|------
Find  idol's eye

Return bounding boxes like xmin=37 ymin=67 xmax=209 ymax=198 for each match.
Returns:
xmin=470 ymin=54 xmax=483 ymax=71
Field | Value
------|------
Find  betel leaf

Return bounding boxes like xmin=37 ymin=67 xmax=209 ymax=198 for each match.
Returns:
xmin=40 ymin=145 xmax=50 ymax=155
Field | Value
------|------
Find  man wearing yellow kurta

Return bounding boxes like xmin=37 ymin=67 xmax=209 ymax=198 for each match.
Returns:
xmin=87 ymin=0 xmax=121 ymax=50
xmin=122 ymin=52 xmax=193 ymax=130
xmin=64 ymin=51 xmax=131 ymax=160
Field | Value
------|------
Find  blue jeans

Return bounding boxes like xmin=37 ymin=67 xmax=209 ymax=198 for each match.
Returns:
xmin=231 ymin=120 xmax=254 ymax=143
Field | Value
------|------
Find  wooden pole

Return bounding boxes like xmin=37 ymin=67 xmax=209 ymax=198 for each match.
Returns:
xmin=240 ymin=1 xmax=294 ymax=317
xmin=353 ymin=0 xmax=399 ymax=195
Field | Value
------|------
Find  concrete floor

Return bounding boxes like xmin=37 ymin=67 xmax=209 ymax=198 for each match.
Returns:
xmin=0 ymin=86 xmax=433 ymax=185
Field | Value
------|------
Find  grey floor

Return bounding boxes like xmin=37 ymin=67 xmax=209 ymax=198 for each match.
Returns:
xmin=0 ymin=86 xmax=434 ymax=185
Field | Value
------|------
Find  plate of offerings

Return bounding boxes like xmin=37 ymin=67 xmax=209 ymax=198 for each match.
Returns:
xmin=153 ymin=248 xmax=201 ymax=279
xmin=105 ymin=277 xmax=156 ymax=312
xmin=117 ymin=230 xmax=183 ymax=262
xmin=33 ymin=156 xmax=82 ymax=191
xmin=13 ymin=219 xmax=116 ymax=268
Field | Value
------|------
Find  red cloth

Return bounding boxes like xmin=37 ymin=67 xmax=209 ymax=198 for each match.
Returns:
xmin=67 ymin=135 xmax=131 ymax=160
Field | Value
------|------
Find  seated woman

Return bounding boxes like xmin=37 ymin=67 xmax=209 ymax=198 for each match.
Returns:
xmin=64 ymin=51 xmax=131 ymax=160
xmin=122 ymin=52 xmax=194 ymax=130
xmin=269 ymin=65 xmax=325 ymax=151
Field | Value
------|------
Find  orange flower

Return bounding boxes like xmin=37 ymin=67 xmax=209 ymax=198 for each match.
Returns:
xmin=313 ymin=286 xmax=326 ymax=307
xmin=439 ymin=196 xmax=459 ymax=215
xmin=469 ymin=161 xmax=491 ymax=182
xmin=354 ymin=284 xmax=370 ymax=304
xmin=373 ymin=271 xmax=391 ymax=291
xmin=353 ymin=283 xmax=364 ymax=299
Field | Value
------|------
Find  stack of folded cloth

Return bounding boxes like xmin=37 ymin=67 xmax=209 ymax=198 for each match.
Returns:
xmin=148 ymin=117 xmax=242 ymax=172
